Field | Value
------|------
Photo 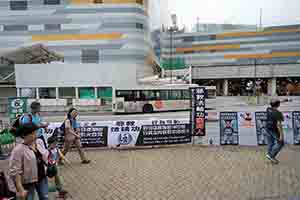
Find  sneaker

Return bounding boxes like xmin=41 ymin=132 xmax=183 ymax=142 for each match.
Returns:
xmin=272 ymin=158 xmax=280 ymax=164
xmin=81 ymin=160 xmax=91 ymax=164
xmin=266 ymin=154 xmax=279 ymax=164
xmin=59 ymin=189 xmax=69 ymax=197
xmin=266 ymin=154 xmax=272 ymax=160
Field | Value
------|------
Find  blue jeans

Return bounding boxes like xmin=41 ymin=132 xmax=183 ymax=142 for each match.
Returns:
xmin=36 ymin=177 xmax=49 ymax=200
xmin=22 ymin=183 xmax=36 ymax=200
xmin=266 ymin=129 xmax=284 ymax=159
xmin=20 ymin=178 xmax=48 ymax=200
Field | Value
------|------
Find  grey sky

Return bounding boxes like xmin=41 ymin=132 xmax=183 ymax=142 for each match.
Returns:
xmin=168 ymin=0 xmax=300 ymax=29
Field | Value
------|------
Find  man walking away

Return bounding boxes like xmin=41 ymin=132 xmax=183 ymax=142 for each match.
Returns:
xmin=266 ymin=99 xmax=284 ymax=164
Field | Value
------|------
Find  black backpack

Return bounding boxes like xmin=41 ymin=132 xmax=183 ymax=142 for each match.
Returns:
xmin=59 ymin=122 xmax=66 ymax=136
xmin=23 ymin=142 xmax=47 ymax=182
xmin=31 ymin=149 xmax=47 ymax=182
xmin=59 ymin=119 xmax=73 ymax=136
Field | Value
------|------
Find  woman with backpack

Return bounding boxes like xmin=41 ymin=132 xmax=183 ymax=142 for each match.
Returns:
xmin=60 ymin=108 xmax=90 ymax=164
xmin=7 ymin=124 xmax=48 ymax=200
xmin=18 ymin=102 xmax=49 ymax=199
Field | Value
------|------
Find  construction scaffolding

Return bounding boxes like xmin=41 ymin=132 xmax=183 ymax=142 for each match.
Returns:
xmin=0 ymin=44 xmax=64 ymax=83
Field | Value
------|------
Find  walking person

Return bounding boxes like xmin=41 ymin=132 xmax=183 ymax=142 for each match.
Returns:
xmin=20 ymin=101 xmax=49 ymax=199
xmin=20 ymin=101 xmax=49 ymax=146
xmin=47 ymin=136 xmax=68 ymax=198
xmin=266 ymin=99 xmax=285 ymax=164
xmin=10 ymin=102 xmax=49 ymax=145
xmin=8 ymin=124 xmax=48 ymax=200
xmin=60 ymin=108 xmax=90 ymax=164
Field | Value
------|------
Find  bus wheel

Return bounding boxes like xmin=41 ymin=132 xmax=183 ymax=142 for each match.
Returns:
xmin=143 ymin=104 xmax=153 ymax=113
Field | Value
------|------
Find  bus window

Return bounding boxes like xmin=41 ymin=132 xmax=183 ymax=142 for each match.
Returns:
xmin=140 ymin=91 xmax=146 ymax=101
xmin=170 ymin=90 xmax=182 ymax=100
xmin=182 ymin=90 xmax=190 ymax=100
xmin=143 ymin=90 xmax=157 ymax=101
xmin=160 ymin=90 xmax=169 ymax=100
xmin=116 ymin=90 xmax=138 ymax=101
xmin=155 ymin=90 xmax=161 ymax=100
xmin=116 ymin=91 xmax=130 ymax=98
xmin=130 ymin=91 xmax=140 ymax=101
xmin=117 ymin=91 xmax=129 ymax=101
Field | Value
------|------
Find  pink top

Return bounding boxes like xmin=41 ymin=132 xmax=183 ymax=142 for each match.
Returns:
xmin=8 ymin=144 xmax=38 ymax=192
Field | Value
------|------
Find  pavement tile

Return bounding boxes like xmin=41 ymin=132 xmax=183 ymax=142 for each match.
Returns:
xmin=1 ymin=146 xmax=300 ymax=200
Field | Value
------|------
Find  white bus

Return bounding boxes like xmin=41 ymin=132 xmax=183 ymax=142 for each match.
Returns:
xmin=112 ymin=85 xmax=216 ymax=114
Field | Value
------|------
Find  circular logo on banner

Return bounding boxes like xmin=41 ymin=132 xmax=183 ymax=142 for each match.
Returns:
xmin=11 ymin=99 xmax=24 ymax=109
xmin=118 ymin=133 xmax=133 ymax=145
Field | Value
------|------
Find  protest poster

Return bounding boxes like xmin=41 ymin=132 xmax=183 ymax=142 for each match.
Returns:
xmin=190 ymin=87 xmax=206 ymax=136
xmin=255 ymin=112 xmax=268 ymax=145
xmin=292 ymin=111 xmax=300 ymax=145
xmin=220 ymin=112 xmax=239 ymax=145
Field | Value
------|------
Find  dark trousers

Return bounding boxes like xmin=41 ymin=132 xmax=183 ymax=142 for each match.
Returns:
xmin=266 ymin=129 xmax=284 ymax=159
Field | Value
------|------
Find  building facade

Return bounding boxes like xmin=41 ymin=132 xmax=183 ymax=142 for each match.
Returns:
xmin=191 ymin=23 xmax=257 ymax=33
xmin=0 ymin=0 xmax=162 ymax=100
xmin=161 ymin=24 xmax=300 ymax=96
xmin=149 ymin=0 xmax=170 ymax=30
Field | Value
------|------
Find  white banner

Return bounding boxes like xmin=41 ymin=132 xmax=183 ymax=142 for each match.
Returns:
xmin=109 ymin=120 xmax=143 ymax=148
xmin=46 ymin=119 xmax=190 ymax=148
xmin=44 ymin=113 xmax=299 ymax=148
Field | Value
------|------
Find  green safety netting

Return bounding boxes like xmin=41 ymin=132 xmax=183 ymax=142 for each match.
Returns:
xmin=79 ymin=88 xmax=95 ymax=99
xmin=0 ymin=129 xmax=15 ymax=159
xmin=161 ymin=58 xmax=186 ymax=70
xmin=0 ymin=129 xmax=15 ymax=145
xmin=98 ymin=87 xmax=112 ymax=99
xmin=79 ymin=88 xmax=113 ymax=99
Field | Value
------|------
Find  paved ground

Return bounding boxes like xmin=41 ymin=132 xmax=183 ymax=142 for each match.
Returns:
xmin=1 ymin=146 xmax=300 ymax=200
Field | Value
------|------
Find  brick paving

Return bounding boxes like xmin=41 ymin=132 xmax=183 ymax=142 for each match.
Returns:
xmin=1 ymin=146 xmax=300 ymax=200
xmin=55 ymin=146 xmax=300 ymax=200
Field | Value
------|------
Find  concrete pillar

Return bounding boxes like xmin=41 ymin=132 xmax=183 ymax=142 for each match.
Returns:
xmin=75 ymin=87 xmax=79 ymax=100
xmin=17 ymin=88 xmax=20 ymax=97
xmin=55 ymin=88 xmax=59 ymax=100
xmin=161 ymin=69 xmax=165 ymax=78
xmin=94 ymin=87 xmax=98 ymax=99
xmin=267 ymin=79 xmax=272 ymax=96
xmin=271 ymin=78 xmax=277 ymax=96
xmin=224 ymin=79 xmax=229 ymax=96
xmin=36 ymin=88 xmax=39 ymax=100
xmin=216 ymin=81 xmax=221 ymax=96
xmin=189 ymin=65 xmax=192 ymax=84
